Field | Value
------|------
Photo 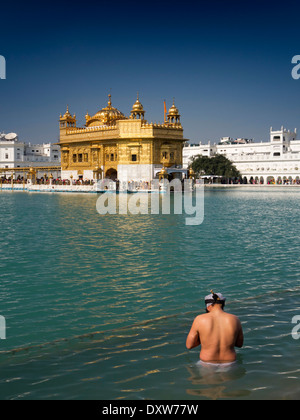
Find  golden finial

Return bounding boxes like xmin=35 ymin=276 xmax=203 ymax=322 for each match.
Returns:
xmin=108 ymin=93 xmax=112 ymax=106
xmin=63 ymin=104 xmax=71 ymax=117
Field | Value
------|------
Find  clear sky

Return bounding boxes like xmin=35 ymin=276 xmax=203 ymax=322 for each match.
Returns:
xmin=1 ymin=0 xmax=300 ymax=144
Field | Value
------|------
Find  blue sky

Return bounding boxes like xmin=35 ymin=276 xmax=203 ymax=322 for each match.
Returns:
xmin=1 ymin=0 xmax=300 ymax=144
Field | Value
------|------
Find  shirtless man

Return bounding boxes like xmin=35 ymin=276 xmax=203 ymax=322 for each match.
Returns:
xmin=186 ymin=291 xmax=244 ymax=364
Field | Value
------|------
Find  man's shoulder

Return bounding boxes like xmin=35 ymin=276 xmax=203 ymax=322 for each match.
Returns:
xmin=194 ymin=313 xmax=211 ymax=325
xmin=223 ymin=312 xmax=242 ymax=325
xmin=226 ymin=312 xmax=241 ymax=320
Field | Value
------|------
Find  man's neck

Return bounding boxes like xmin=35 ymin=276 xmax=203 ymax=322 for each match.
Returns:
xmin=210 ymin=305 xmax=224 ymax=314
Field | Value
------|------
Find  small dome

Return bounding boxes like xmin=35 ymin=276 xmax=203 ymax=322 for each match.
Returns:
xmin=64 ymin=105 xmax=71 ymax=117
xmin=60 ymin=105 xmax=76 ymax=121
xmin=168 ymin=100 xmax=180 ymax=116
xmin=167 ymin=99 xmax=181 ymax=125
xmin=130 ymin=93 xmax=145 ymax=120
xmin=132 ymin=94 xmax=144 ymax=112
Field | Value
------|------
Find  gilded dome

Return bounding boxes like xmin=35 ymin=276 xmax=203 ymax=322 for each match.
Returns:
xmin=130 ymin=93 xmax=145 ymax=120
xmin=60 ymin=105 xmax=76 ymax=123
xmin=132 ymin=94 xmax=144 ymax=112
xmin=61 ymin=105 xmax=72 ymax=119
xmin=87 ymin=94 xmax=126 ymax=127
xmin=168 ymin=100 xmax=180 ymax=117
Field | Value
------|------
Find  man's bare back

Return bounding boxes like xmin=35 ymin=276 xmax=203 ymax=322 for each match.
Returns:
xmin=186 ymin=293 xmax=244 ymax=363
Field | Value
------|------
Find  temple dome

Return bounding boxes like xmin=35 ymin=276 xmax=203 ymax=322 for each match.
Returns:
xmin=130 ymin=93 xmax=145 ymax=120
xmin=132 ymin=96 xmax=144 ymax=112
xmin=87 ymin=94 xmax=126 ymax=127
xmin=167 ymin=99 xmax=181 ymax=125
xmin=168 ymin=100 xmax=180 ymax=116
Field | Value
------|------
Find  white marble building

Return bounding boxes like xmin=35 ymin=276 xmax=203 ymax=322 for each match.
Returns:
xmin=183 ymin=127 xmax=300 ymax=184
xmin=0 ymin=132 xmax=60 ymax=176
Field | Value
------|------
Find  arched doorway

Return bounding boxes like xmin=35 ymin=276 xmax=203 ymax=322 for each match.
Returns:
xmin=78 ymin=170 xmax=84 ymax=181
xmin=106 ymin=168 xmax=118 ymax=181
xmin=267 ymin=176 xmax=275 ymax=185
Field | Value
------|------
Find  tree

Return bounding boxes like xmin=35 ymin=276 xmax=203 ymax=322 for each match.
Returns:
xmin=190 ymin=154 xmax=241 ymax=179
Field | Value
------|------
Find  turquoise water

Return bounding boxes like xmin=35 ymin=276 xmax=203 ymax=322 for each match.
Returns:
xmin=0 ymin=189 xmax=300 ymax=400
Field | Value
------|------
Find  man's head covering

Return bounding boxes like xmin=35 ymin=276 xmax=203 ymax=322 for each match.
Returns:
xmin=205 ymin=291 xmax=226 ymax=309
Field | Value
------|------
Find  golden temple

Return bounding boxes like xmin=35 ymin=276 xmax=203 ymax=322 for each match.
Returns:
xmin=59 ymin=94 xmax=187 ymax=182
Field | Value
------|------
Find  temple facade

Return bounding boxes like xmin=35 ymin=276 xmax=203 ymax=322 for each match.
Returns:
xmin=59 ymin=94 xmax=187 ymax=183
